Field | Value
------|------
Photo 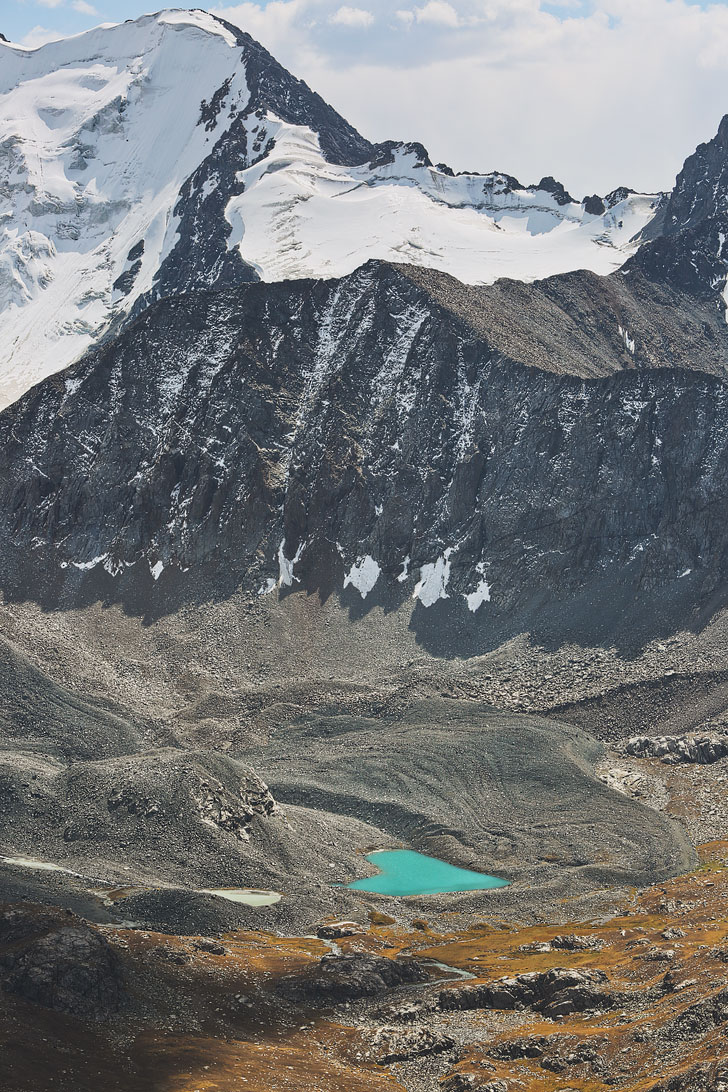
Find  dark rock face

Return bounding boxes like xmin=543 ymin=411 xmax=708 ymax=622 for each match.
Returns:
xmin=583 ymin=194 xmax=606 ymax=216
xmin=369 ymin=140 xmax=433 ymax=169
xmin=140 ymin=113 xmax=258 ymax=311
xmin=438 ymin=967 xmax=615 ymax=1018
xmin=5 ymin=119 xmax=728 ymax=652
xmin=279 ymin=953 xmax=430 ymax=1003
xmin=606 ymin=186 xmax=636 ymax=208
xmin=2 ymin=258 xmax=728 ymax=653
xmin=220 ymin=18 xmax=373 ymax=167
xmin=631 ymin=114 xmax=728 ymax=295
xmin=0 ymin=909 xmax=124 ymax=1019
xmin=535 ymin=175 xmax=575 ymax=205
xmin=661 ymin=115 xmax=728 ymax=237
xmin=128 ymin=12 xmax=377 ymax=314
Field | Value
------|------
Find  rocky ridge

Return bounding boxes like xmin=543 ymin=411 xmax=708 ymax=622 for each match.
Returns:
xmin=2 ymin=253 xmax=728 ymax=656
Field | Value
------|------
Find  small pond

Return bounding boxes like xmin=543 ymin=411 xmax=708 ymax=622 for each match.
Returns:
xmin=1 ymin=855 xmax=81 ymax=877
xmin=345 ymin=850 xmax=509 ymax=897
xmin=200 ymin=888 xmax=282 ymax=907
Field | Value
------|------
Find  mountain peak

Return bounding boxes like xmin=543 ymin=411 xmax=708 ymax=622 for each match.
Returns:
xmin=628 ymin=113 xmax=728 ymax=297
xmin=535 ymin=175 xmax=575 ymax=205
xmin=660 ymin=112 xmax=728 ymax=237
xmin=0 ymin=10 xmax=659 ymax=408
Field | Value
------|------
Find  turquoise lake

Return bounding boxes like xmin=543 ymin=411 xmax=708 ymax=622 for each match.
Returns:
xmin=345 ymin=850 xmax=509 ymax=897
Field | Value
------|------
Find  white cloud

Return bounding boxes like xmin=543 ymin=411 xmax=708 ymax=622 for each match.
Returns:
xmin=330 ymin=6 xmax=375 ymax=27
xmin=71 ymin=0 xmax=98 ymax=14
xmin=209 ymin=0 xmax=728 ymax=196
xmin=412 ymin=2 xmax=462 ymax=27
xmin=35 ymin=0 xmax=66 ymax=8
xmin=20 ymin=25 xmax=65 ymax=48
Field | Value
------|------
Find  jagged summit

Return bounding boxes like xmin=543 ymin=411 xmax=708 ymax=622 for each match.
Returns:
xmin=0 ymin=8 xmax=659 ymax=408
xmin=662 ymin=113 xmax=728 ymax=236
xmin=629 ymin=113 xmax=728 ymax=298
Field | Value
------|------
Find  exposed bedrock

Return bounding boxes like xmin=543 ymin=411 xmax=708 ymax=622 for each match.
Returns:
xmin=278 ymin=952 xmax=431 ymax=1004
xmin=442 ymin=1079 xmax=509 ymax=1092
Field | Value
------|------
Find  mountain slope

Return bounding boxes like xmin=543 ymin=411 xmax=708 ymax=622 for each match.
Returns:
xmin=0 ymin=9 xmax=659 ymax=408
xmin=2 ymin=254 xmax=728 ymax=656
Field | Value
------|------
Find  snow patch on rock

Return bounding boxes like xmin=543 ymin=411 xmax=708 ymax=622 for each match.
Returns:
xmin=465 ymin=563 xmax=491 ymax=612
xmin=0 ymin=12 xmax=251 ymax=408
xmin=618 ymin=325 xmax=636 ymax=355
xmin=413 ymin=549 xmax=453 ymax=607
xmin=0 ymin=12 xmax=660 ymax=409
xmin=71 ymin=553 xmax=107 ymax=571
xmin=343 ymin=555 xmax=381 ymax=599
xmin=278 ymin=539 xmax=304 ymax=587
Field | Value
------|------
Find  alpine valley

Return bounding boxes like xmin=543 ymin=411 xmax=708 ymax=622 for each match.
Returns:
xmin=2 ymin=10 xmax=728 ymax=1092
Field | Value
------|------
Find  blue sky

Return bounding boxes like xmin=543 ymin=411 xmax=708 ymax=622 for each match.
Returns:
xmin=5 ymin=1 xmax=728 ymax=195
xmin=5 ymin=0 xmax=725 ymax=42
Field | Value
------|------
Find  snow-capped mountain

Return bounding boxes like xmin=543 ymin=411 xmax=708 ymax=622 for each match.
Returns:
xmin=5 ymin=9 xmax=728 ymax=655
xmin=0 ymin=9 xmax=660 ymax=408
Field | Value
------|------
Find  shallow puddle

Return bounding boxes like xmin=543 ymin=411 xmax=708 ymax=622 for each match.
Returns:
xmin=345 ymin=849 xmax=509 ymax=897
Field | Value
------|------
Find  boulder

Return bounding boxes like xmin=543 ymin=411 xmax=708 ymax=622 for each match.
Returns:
xmin=316 ymin=921 xmax=364 ymax=940
xmin=279 ymin=952 xmax=430 ymax=1004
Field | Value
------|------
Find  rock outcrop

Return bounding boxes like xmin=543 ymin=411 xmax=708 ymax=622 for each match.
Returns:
xmin=624 ymin=735 xmax=728 ymax=765
xmin=442 ymin=1077 xmax=509 ymax=1092
xmin=0 ymin=908 xmax=124 ymax=1019
xmin=438 ymin=967 xmax=615 ymax=1019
